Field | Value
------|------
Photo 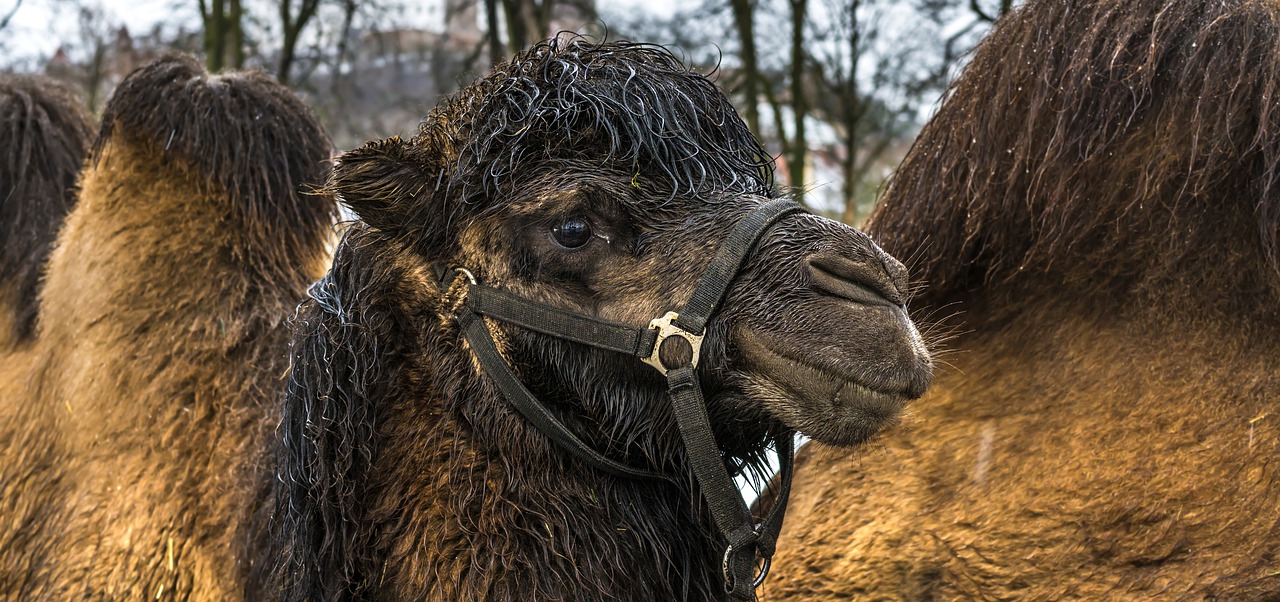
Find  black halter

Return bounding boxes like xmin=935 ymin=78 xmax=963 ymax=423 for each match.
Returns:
xmin=438 ymin=198 xmax=804 ymax=600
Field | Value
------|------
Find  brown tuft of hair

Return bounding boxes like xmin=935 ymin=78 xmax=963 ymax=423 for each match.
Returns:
xmin=0 ymin=74 xmax=92 ymax=344
xmin=870 ymin=0 xmax=1280 ymax=318
xmin=94 ymin=53 xmax=335 ymax=266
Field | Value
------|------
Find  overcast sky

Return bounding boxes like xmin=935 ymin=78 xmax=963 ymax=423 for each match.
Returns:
xmin=2 ymin=0 xmax=676 ymax=66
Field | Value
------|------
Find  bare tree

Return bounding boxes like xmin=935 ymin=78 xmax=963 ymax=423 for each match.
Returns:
xmin=786 ymin=0 xmax=807 ymax=193
xmin=917 ymin=0 xmax=1018 ymax=70
xmin=0 ymin=0 xmax=23 ymax=32
xmin=967 ymin=0 xmax=1013 ymax=22
xmin=43 ymin=1 xmax=119 ymax=112
xmin=198 ymin=0 xmax=244 ymax=72
xmin=278 ymin=0 xmax=322 ymax=85
xmin=727 ymin=0 xmax=762 ymax=138
xmin=329 ymin=0 xmax=357 ymax=93
xmin=801 ymin=0 xmax=947 ymax=224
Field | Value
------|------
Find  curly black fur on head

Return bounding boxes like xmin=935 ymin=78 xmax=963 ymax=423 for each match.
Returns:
xmin=95 ymin=54 xmax=335 ymax=255
xmin=337 ymin=37 xmax=774 ymax=249
xmin=0 ymin=74 xmax=91 ymax=344
xmin=443 ymin=37 xmax=773 ymax=201
xmin=870 ymin=0 xmax=1280 ymax=319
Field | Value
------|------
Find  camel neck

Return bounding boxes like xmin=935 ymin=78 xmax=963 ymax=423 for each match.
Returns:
xmin=365 ymin=397 xmax=727 ymax=601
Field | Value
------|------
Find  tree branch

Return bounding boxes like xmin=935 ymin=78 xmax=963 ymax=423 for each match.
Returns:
xmin=969 ymin=0 xmax=995 ymax=23
xmin=0 ymin=0 xmax=24 ymax=32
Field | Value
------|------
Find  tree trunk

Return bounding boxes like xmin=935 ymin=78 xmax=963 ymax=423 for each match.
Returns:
xmin=728 ymin=0 xmax=761 ymax=139
xmin=485 ymin=0 xmax=504 ymax=65
xmin=500 ymin=0 xmax=544 ymax=55
xmin=0 ymin=0 xmax=24 ymax=32
xmin=228 ymin=0 xmax=243 ymax=69
xmin=840 ymin=0 xmax=861 ymax=226
xmin=202 ymin=0 xmax=225 ymax=72
xmin=787 ymin=0 xmax=807 ymax=193
xmin=199 ymin=0 xmax=243 ymax=73
xmin=279 ymin=0 xmax=321 ymax=86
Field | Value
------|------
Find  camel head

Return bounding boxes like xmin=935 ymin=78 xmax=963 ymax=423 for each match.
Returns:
xmin=330 ymin=38 xmax=931 ymax=454
xmin=276 ymin=36 xmax=935 ymax=599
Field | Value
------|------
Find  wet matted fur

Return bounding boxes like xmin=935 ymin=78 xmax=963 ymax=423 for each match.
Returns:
xmin=767 ymin=0 xmax=1280 ymax=600
xmin=0 ymin=54 xmax=334 ymax=599
xmin=0 ymin=74 xmax=91 ymax=349
xmin=270 ymin=38 xmax=932 ymax=601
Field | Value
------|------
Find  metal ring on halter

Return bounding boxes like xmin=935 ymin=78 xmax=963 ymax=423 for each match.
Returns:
xmin=722 ymin=544 xmax=737 ymax=594
xmin=721 ymin=543 xmax=773 ymax=594
xmin=451 ymin=267 xmax=477 ymax=285
xmin=753 ymin=557 xmax=771 ymax=588
xmin=441 ymin=267 xmax=478 ymax=314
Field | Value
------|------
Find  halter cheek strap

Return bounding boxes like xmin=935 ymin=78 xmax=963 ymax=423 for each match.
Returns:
xmin=441 ymin=198 xmax=804 ymax=600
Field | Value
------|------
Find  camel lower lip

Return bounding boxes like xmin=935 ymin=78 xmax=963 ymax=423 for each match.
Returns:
xmin=739 ymin=333 xmax=905 ymax=404
xmin=735 ymin=330 xmax=909 ymax=444
xmin=833 ymin=380 xmax=908 ymax=416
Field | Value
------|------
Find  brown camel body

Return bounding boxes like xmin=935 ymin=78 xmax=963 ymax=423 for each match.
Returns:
xmin=767 ymin=0 xmax=1280 ymax=600
xmin=0 ymin=56 xmax=334 ymax=599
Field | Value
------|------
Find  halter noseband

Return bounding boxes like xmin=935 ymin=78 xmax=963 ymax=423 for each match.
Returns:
xmin=438 ymin=198 xmax=804 ymax=599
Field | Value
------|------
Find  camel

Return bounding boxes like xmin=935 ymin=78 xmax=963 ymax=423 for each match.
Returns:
xmin=0 ymin=55 xmax=335 ymax=599
xmin=0 ymin=74 xmax=91 ymax=351
xmin=1 ymin=41 xmax=932 ymax=600
xmin=766 ymin=0 xmax=1280 ymax=599
xmin=266 ymin=38 xmax=932 ymax=600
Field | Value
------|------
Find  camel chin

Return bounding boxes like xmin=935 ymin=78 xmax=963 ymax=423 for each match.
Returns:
xmin=734 ymin=311 xmax=932 ymax=447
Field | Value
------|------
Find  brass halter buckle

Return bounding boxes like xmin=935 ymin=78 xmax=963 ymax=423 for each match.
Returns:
xmin=641 ymin=311 xmax=705 ymax=376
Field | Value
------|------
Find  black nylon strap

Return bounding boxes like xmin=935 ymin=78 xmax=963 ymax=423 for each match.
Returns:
xmin=672 ymin=198 xmax=805 ymax=335
xmin=667 ymin=199 xmax=801 ymax=599
xmin=467 ymin=286 xmax=658 ymax=358
xmin=668 ymin=367 xmax=753 ymax=534
xmin=668 ymin=366 xmax=794 ymax=600
xmin=457 ymin=308 xmax=671 ymax=482
xmin=755 ymin=434 xmax=794 ymax=560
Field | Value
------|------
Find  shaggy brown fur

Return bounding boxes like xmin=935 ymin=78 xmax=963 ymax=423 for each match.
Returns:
xmin=767 ymin=0 xmax=1280 ymax=600
xmin=0 ymin=54 xmax=334 ymax=599
xmin=0 ymin=74 xmax=91 ymax=349
xmin=270 ymin=38 xmax=932 ymax=601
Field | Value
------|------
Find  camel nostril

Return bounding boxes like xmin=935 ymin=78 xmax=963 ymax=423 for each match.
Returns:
xmin=805 ymin=253 xmax=905 ymax=307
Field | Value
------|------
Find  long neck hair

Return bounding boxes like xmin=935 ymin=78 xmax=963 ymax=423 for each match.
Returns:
xmin=870 ymin=0 xmax=1280 ymax=325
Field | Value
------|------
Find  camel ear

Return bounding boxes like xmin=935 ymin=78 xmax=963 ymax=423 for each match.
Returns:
xmin=332 ymin=136 xmax=447 ymax=239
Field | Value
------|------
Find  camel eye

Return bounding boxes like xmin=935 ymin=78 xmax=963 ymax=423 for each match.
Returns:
xmin=551 ymin=217 xmax=593 ymax=249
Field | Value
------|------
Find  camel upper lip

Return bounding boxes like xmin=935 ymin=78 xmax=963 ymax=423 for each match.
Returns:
xmin=806 ymin=253 xmax=904 ymax=308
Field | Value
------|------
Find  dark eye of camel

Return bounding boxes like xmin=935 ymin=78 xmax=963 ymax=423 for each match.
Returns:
xmin=551 ymin=217 xmax=593 ymax=249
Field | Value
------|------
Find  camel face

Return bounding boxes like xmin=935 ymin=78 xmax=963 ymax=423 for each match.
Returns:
xmin=333 ymin=39 xmax=931 ymax=450
xmin=444 ymin=178 xmax=932 ymax=448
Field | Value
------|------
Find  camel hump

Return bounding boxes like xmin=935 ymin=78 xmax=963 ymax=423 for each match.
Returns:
xmin=871 ymin=0 xmax=1280 ymax=314
xmin=0 ymin=74 xmax=91 ymax=347
xmin=93 ymin=54 xmax=335 ymax=242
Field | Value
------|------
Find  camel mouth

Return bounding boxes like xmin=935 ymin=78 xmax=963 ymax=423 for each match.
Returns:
xmin=734 ymin=327 xmax=917 ymax=446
